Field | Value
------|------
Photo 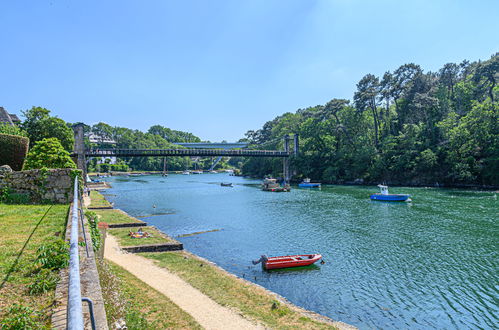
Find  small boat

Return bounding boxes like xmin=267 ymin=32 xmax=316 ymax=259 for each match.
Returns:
xmin=220 ymin=182 xmax=233 ymax=187
xmin=253 ymin=254 xmax=323 ymax=270
xmin=191 ymin=170 xmax=203 ymax=174
xmin=210 ymin=170 xmax=218 ymax=174
xmin=298 ymin=178 xmax=321 ymax=188
xmin=261 ymin=178 xmax=291 ymax=192
xmin=370 ymin=185 xmax=411 ymax=202
xmin=182 ymin=170 xmax=190 ymax=175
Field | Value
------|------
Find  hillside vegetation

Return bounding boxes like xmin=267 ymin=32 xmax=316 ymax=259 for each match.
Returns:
xmin=242 ymin=54 xmax=498 ymax=187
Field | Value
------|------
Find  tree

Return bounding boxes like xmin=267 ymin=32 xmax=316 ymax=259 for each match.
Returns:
xmin=473 ymin=54 xmax=499 ymax=102
xmin=24 ymin=138 xmax=76 ymax=170
xmin=21 ymin=107 xmax=74 ymax=152
xmin=354 ymin=74 xmax=381 ymax=148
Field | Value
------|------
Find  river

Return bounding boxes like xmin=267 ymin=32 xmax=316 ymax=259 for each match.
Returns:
xmin=103 ymin=173 xmax=498 ymax=329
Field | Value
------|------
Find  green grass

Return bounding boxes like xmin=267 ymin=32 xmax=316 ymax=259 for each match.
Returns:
xmin=141 ymin=251 xmax=336 ymax=329
xmin=99 ymin=260 xmax=201 ymax=329
xmin=91 ymin=209 xmax=142 ymax=225
xmin=88 ymin=191 xmax=112 ymax=208
xmin=108 ymin=227 xmax=175 ymax=246
xmin=0 ymin=203 xmax=69 ymax=328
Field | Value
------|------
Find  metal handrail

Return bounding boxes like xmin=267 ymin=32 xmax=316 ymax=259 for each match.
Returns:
xmin=67 ymin=176 xmax=84 ymax=329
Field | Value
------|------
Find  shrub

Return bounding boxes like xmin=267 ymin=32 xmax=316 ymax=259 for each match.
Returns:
xmin=27 ymin=269 xmax=58 ymax=295
xmin=85 ymin=211 xmax=102 ymax=251
xmin=35 ymin=239 xmax=69 ymax=270
xmin=0 ymin=123 xmax=27 ymax=136
xmin=0 ymin=133 xmax=29 ymax=170
xmin=0 ymin=187 xmax=31 ymax=204
xmin=0 ymin=304 xmax=43 ymax=329
xmin=23 ymin=138 xmax=76 ymax=170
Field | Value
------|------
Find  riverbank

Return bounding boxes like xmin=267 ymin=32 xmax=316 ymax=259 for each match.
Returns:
xmin=90 ymin=190 xmax=352 ymax=329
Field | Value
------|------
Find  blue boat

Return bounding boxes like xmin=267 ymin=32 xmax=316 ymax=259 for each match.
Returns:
xmin=298 ymin=178 xmax=321 ymax=188
xmin=370 ymin=185 xmax=411 ymax=202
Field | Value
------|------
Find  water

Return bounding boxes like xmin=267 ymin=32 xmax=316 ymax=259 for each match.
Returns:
xmin=104 ymin=174 xmax=499 ymax=329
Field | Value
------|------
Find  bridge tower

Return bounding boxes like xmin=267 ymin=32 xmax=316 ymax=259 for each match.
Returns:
xmin=72 ymin=123 xmax=87 ymax=178
xmin=283 ymin=135 xmax=290 ymax=183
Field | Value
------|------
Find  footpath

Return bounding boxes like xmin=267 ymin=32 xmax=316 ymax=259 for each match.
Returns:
xmin=104 ymin=234 xmax=265 ymax=330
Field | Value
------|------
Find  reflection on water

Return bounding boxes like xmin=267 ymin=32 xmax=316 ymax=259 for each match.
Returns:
xmin=105 ymin=174 xmax=499 ymax=329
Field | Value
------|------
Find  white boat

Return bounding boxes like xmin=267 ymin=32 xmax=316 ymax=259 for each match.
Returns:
xmin=182 ymin=170 xmax=190 ymax=175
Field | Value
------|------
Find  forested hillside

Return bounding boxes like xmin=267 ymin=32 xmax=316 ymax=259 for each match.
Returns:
xmin=242 ymin=54 xmax=498 ymax=186
xmin=85 ymin=122 xmax=231 ymax=172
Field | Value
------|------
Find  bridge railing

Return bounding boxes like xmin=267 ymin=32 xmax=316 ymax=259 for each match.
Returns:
xmin=82 ymin=148 xmax=290 ymax=157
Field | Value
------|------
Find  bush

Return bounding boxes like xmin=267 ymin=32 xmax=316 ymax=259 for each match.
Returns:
xmin=0 ymin=133 xmax=29 ymax=170
xmin=23 ymin=138 xmax=76 ymax=170
xmin=0 ymin=304 xmax=43 ymax=329
xmin=35 ymin=239 xmax=69 ymax=270
xmin=0 ymin=187 xmax=31 ymax=204
xmin=0 ymin=123 xmax=27 ymax=136
xmin=85 ymin=211 xmax=102 ymax=251
xmin=27 ymin=269 xmax=58 ymax=295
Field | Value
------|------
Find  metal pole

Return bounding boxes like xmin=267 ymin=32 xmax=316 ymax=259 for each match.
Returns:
xmin=67 ymin=176 xmax=84 ymax=329
xmin=283 ymin=135 xmax=290 ymax=184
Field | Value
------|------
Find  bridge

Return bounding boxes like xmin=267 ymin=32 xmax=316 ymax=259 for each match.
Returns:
xmin=83 ymin=148 xmax=289 ymax=157
xmin=172 ymin=142 xmax=248 ymax=149
xmin=72 ymin=124 xmax=298 ymax=182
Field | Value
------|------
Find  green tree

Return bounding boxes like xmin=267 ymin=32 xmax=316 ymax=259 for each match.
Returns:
xmin=21 ymin=107 xmax=74 ymax=151
xmin=24 ymin=138 xmax=76 ymax=170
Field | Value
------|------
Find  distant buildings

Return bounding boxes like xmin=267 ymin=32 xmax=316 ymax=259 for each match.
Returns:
xmin=86 ymin=132 xmax=117 ymax=164
xmin=0 ymin=107 xmax=20 ymax=126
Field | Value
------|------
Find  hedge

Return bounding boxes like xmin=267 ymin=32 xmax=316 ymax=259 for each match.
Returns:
xmin=0 ymin=133 xmax=29 ymax=171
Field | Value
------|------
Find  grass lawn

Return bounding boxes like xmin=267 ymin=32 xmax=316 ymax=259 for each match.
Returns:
xmin=108 ymin=227 xmax=175 ymax=246
xmin=100 ymin=260 xmax=201 ymax=329
xmin=88 ymin=191 xmax=112 ymax=208
xmin=91 ymin=209 xmax=142 ymax=225
xmin=141 ymin=251 xmax=336 ymax=329
xmin=0 ymin=203 xmax=69 ymax=328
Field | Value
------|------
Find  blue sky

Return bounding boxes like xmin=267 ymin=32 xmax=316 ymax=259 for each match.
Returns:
xmin=1 ymin=0 xmax=498 ymax=142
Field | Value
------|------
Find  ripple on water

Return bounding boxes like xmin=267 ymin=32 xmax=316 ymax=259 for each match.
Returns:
xmin=105 ymin=175 xmax=499 ymax=329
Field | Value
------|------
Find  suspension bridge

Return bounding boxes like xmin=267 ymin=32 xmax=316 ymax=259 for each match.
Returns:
xmin=72 ymin=124 xmax=298 ymax=181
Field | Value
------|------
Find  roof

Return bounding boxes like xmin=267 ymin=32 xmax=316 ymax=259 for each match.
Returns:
xmin=9 ymin=114 xmax=20 ymax=123
xmin=0 ymin=107 xmax=14 ymax=125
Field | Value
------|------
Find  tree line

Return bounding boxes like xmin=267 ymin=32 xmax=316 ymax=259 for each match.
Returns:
xmin=241 ymin=54 xmax=498 ymax=187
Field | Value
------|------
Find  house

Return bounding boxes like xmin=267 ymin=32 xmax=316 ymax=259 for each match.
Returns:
xmin=0 ymin=107 xmax=21 ymax=126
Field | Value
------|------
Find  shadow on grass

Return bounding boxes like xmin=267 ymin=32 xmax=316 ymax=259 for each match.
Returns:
xmin=0 ymin=205 xmax=53 ymax=290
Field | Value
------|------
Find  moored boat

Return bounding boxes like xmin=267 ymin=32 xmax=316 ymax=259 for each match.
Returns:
xmin=298 ymin=178 xmax=321 ymax=188
xmin=253 ymin=254 xmax=323 ymax=270
xmin=261 ymin=178 xmax=291 ymax=192
xmin=370 ymin=185 xmax=411 ymax=202
xmin=220 ymin=182 xmax=233 ymax=187
xmin=182 ymin=170 xmax=190 ymax=175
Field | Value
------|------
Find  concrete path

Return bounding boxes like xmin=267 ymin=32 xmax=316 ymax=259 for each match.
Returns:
xmin=104 ymin=235 xmax=264 ymax=330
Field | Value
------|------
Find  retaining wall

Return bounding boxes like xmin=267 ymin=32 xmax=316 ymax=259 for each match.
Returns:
xmin=0 ymin=168 xmax=79 ymax=203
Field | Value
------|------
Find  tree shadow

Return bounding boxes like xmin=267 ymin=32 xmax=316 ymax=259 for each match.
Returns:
xmin=0 ymin=205 xmax=53 ymax=290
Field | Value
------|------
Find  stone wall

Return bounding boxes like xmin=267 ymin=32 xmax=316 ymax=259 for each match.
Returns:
xmin=0 ymin=167 xmax=79 ymax=203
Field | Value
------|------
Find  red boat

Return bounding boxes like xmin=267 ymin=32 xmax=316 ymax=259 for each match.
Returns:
xmin=253 ymin=254 xmax=323 ymax=270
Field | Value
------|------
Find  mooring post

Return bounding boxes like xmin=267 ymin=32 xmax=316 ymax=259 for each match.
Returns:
xmin=283 ymin=135 xmax=290 ymax=184
xmin=72 ymin=123 xmax=87 ymax=179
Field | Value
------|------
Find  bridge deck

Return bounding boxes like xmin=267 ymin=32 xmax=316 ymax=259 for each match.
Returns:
xmin=81 ymin=149 xmax=289 ymax=157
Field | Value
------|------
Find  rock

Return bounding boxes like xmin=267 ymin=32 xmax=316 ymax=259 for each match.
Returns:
xmin=0 ymin=165 xmax=13 ymax=173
